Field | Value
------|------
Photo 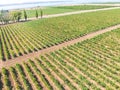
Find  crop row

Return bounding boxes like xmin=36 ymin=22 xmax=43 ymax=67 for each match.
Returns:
xmin=0 ymin=29 xmax=120 ymax=89
xmin=1 ymin=9 xmax=120 ymax=60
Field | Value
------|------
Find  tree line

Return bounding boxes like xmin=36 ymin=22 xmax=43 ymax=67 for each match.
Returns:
xmin=0 ymin=9 xmax=43 ymax=25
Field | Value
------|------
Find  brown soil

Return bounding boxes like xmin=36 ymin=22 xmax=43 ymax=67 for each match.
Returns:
xmin=0 ymin=24 xmax=120 ymax=70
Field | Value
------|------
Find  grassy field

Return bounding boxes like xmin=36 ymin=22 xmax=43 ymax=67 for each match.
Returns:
xmin=100 ymin=2 xmax=120 ymax=4
xmin=0 ymin=28 xmax=120 ymax=90
xmin=1 ymin=9 xmax=120 ymax=60
xmin=20 ymin=5 xmax=114 ymax=18
xmin=55 ymin=5 xmax=114 ymax=10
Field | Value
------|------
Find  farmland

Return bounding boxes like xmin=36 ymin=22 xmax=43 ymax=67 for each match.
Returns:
xmin=55 ymin=5 xmax=114 ymax=10
xmin=0 ymin=28 xmax=120 ymax=90
xmin=0 ymin=3 xmax=120 ymax=90
xmin=1 ymin=9 xmax=120 ymax=60
xmin=20 ymin=5 xmax=115 ymax=18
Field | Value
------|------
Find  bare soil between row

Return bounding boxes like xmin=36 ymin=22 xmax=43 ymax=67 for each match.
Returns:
xmin=0 ymin=24 xmax=120 ymax=70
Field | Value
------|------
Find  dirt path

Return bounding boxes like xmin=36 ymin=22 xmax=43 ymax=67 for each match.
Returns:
xmin=42 ymin=7 xmax=120 ymax=18
xmin=27 ymin=7 xmax=120 ymax=20
xmin=0 ymin=24 xmax=120 ymax=70
xmin=0 ymin=7 xmax=120 ymax=25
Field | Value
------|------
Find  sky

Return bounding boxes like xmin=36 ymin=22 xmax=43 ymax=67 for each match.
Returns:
xmin=0 ymin=0 xmax=120 ymax=5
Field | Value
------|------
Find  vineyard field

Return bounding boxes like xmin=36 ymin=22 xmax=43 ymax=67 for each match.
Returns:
xmin=0 ymin=28 xmax=120 ymax=90
xmin=1 ymin=9 xmax=120 ymax=60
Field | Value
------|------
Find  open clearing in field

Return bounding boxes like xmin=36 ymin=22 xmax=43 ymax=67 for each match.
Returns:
xmin=27 ymin=7 xmax=120 ymax=20
xmin=20 ymin=5 xmax=115 ymax=18
xmin=0 ymin=27 xmax=120 ymax=90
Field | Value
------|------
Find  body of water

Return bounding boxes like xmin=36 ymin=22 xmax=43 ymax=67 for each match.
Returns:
xmin=0 ymin=0 xmax=120 ymax=10
xmin=0 ymin=1 xmax=86 ymax=10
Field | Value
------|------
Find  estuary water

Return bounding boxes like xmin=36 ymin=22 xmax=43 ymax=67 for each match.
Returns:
xmin=0 ymin=0 xmax=119 ymax=10
xmin=0 ymin=0 xmax=85 ymax=10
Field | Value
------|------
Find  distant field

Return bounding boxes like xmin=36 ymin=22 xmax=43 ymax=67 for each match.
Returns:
xmin=0 ymin=28 xmax=120 ymax=90
xmin=55 ymin=5 xmax=114 ymax=10
xmin=20 ymin=5 xmax=114 ymax=18
xmin=100 ymin=2 xmax=120 ymax=4
xmin=1 ymin=9 xmax=120 ymax=60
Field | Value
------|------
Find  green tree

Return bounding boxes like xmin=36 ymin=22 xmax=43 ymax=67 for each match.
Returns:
xmin=36 ymin=10 xmax=38 ymax=19
xmin=0 ymin=10 xmax=11 ymax=24
xmin=17 ymin=12 xmax=22 ymax=22
xmin=3 ymin=14 xmax=11 ymax=24
xmin=12 ymin=11 xmax=22 ymax=22
xmin=24 ymin=10 xmax=27 ymax=21
xmin=40 ymin=9 xmax=43 ymax=18
xmin=0 ymin=14 xmax=3 ymax=24
xmin=13 ymin=12 xmax=18 ymax=22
